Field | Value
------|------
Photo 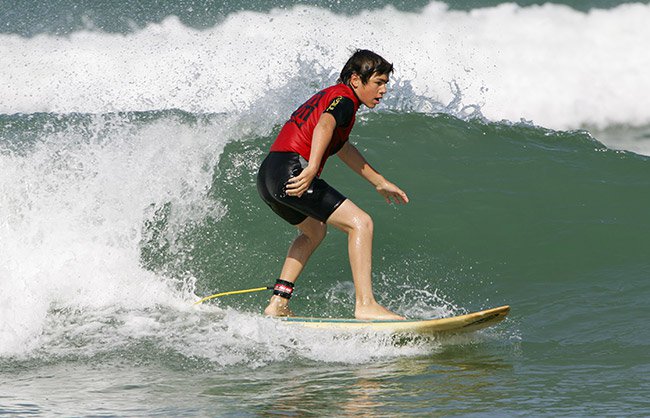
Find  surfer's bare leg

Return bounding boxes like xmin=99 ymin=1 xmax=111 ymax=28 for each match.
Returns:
xmin=327 ymin=199 xmax=404 ymax=320
xmin=264 ymin=217 xmax=326 ymax=317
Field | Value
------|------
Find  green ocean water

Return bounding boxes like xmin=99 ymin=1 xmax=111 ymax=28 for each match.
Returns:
xmin=2 ymin=110 xmax=649 ymax=416
xmin=2 ymin=0 xmax=650 ymax=416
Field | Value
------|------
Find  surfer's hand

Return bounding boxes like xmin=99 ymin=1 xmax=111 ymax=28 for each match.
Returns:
xmin=286 ymin=166 xmax=317 ymax=197
xmin=376 ymin=180 xmax=409 ymax=204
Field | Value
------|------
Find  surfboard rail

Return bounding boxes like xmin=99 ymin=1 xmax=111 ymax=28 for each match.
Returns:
xmin=278 ymin=305 xmax=510 ymax=335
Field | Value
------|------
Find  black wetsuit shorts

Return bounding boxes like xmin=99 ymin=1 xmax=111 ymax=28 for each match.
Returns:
xmin=257 ymin=152 xmax=347 ymax=225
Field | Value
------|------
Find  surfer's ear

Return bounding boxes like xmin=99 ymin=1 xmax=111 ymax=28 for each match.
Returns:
xmin=350 ymin=73 xmax=361 ymax=89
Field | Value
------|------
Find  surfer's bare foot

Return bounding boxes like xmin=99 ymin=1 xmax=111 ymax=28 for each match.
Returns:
xmin=263 ymin=295 xmax=294 ymax=317
xmin=355 ymin=301 xmax=404 ymax=320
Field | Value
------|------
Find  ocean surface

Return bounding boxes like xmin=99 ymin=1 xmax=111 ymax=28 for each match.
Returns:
xmin=2 ymin=0 xmax=650 ymax=416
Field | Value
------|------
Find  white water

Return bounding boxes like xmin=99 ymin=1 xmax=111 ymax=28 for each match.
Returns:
xmin=0 ymin=114 xmax=228 ymax=355
xmin=1 ymin=2 xmax=649 ymax=130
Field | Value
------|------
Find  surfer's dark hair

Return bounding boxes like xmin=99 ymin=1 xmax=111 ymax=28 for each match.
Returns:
xmin=338 ymin=49 xmax=394 ymax=85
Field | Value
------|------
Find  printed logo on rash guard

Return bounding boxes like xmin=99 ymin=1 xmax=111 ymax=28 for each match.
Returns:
xmin=289 ymin=91 xmax=325 ymax=128
xmin=327 ymin=96 xmax=343 ymax=111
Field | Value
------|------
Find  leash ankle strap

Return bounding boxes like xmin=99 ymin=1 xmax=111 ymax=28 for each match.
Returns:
xmin=272 ymin=279 xmax=294 ymax=299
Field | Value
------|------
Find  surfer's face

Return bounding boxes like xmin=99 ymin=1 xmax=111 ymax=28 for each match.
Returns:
xmin=351 ymin=72 xmax=389 ymax=108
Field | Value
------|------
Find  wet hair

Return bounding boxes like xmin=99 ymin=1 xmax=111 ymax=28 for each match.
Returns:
xmin=338 ymin=49 xmax=394 ymax=85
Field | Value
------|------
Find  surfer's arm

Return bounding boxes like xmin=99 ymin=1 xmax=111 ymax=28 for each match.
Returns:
xmin=337 ymin=142 xmax=409 ymax=204
xmin=285 ymin=113 xmax=336 ymax=197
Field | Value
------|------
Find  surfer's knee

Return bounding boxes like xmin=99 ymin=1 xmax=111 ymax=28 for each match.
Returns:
xmin=299 ymin=219 xmax=327 ymax=246
xmin=327 ymin=199 xmax=373 ymax=236
xmin=350 ymin=210 xmax=373 ymax=236
xmin=304 ymin=226 xmax=326 ymax=247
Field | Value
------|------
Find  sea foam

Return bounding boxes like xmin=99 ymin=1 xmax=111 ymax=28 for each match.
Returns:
xmin=1 ymin=2 xmax=649 ymax=130
xmin=0 ymin=114 xmax=228 ymax=355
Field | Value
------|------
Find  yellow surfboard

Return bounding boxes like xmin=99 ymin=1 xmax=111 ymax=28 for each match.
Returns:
xmin=279 ymin=305 xmax=510 ymax=335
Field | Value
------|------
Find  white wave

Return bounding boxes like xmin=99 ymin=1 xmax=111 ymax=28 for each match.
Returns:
xmin=34 ymin=305 xmax=441 ymax=366
xmin=0 ymin=113 xmax=231 ymax=356
xmin=1 ymin=2 xmax=649 ymax=130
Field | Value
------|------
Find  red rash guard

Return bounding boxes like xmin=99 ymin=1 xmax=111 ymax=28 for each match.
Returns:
xmin=270 ymin=83 xmax=361 ymax=175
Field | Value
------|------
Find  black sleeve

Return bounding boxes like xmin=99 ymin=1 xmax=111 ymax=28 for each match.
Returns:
xmin=323 ymin=96 xmax=355 ymax=127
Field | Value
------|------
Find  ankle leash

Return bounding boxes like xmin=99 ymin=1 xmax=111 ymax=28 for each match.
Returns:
xmin=272 ymin=279 xmax=294 ymax=299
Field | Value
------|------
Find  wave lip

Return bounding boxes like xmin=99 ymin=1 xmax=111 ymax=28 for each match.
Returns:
xmin=1 ymin=2 xmax=649 ymax=130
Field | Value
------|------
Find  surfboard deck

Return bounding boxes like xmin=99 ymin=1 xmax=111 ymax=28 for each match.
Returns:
xmin=278 ymin=305 xmax=510 ymax=335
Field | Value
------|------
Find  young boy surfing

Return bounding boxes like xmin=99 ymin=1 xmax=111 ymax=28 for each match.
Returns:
xmin=257 ymin=49 xmax=409 ymax=320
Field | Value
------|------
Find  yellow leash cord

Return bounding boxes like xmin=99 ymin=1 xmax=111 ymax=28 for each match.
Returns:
xmin=194 ymin=286 xmax=273 ymax=305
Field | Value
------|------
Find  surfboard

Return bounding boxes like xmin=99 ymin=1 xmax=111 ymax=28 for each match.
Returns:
xmin=278 ymin=305 xmax=510 ymax=335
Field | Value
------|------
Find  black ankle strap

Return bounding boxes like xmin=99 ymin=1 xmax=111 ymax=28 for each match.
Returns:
xmin=273 ymin=279 xmax=294 ymax=299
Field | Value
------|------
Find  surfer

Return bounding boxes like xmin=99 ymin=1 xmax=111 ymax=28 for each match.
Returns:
xmin=257 ymin=49 xmax=409 ymax=320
